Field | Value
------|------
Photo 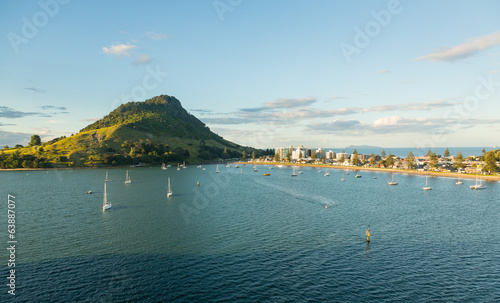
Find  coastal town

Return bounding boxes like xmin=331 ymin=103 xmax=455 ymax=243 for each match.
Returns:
xmin=245 ymin=146 xmax=500 ymax=176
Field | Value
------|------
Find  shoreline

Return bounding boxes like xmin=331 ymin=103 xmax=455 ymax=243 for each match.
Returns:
xmin=0 ymin=161 xmax=218 ymax=172
xmin=236 ymin=162 xmax=500 ymax=182
xmin=2 ymin=162 xmax=499 ymax=182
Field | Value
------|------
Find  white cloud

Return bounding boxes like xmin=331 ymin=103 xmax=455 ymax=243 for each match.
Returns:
xmin=373 ymin=116 xmax=403 ymax=127
xmin=377 ymin=69 xmax=390 ymax=73
xmin=415 ymin=31 xmax=500 ymax=62
xmin=102 ymin=43 xmax=137 ymax=57
xmin=241 ymin=97 xmax=317 ymax=112
xmin=134 ymin=55 xmax=153 ymax=65
xmin=203 ymin=99 xmax=458 ymax=126
xmin=365 ymin=99 xmax=456 ymax=113
xmin=325 ymin=96 xmax=345 ymax=102
xmin=146 ymin=31 xmax=169 ymax=40
xmin=32 ymin=127 xmax=50 ymax=135
xmin=309 ymin=116 xmax=500 ymax=136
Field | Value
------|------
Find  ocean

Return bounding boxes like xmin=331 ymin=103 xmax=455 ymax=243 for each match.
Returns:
xmin=1 ymin=165 xmax=499 ymax=302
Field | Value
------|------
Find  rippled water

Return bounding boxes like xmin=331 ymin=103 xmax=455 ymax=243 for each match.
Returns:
xmin=1 ymin=165 xmax=499 ymax=302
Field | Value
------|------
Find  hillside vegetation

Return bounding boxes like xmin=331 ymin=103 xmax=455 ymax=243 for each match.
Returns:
xmin=1 ymin=95 xmax=269 ymax=168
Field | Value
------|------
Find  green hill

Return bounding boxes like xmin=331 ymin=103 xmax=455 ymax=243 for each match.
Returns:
xmin=0 ymin=95 xmax=268 ymax=168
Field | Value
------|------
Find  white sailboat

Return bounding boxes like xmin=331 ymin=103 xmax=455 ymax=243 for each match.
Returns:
xmin=240 ymin=167 xmax=243 ymax=174
xmin=341 ymin=172 xmax=345 ymax=181
xmin=388 ymin=174 xmax=398 ymax=185
xmin=291 ymin=167 xmax=297 ymax=177
xmin=103 ymin=182 xmax=111 ymax=210
xmin=324 ymin=169 xmax=330 ymax=176
xmin=470 ymin=174 xmax=487 ymax=190
xmin=216 ymin=164 xmax=220 ymax=173
xmin=423 ymin=176 xmax=432 ymax=190
xmin=177 ymin=163 xmax=180 ymax=171
xmin=183 ymin=161 xmax=187 ymax=169
xmin=124 ymin=170 xmax=131 ymax=184
xmin=167 ymin=177 xmax=173 ymax=197
xmin=355 ymin=172 xmax=362 ymax=178
xmin=456 ymin=173 xmax=463 ymax=185
xmin=105 ymin=170 xmax=110 ymax=182
xmin=161 ymin=163 xmax=167 ymax=170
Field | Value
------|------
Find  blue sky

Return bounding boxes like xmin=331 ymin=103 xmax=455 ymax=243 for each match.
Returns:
xmin=1 ymin=0 xmax=500 ymax=149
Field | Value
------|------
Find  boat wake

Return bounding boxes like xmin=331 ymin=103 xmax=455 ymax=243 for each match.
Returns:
xmin=251 ymin=178 xmax=336 ymax=208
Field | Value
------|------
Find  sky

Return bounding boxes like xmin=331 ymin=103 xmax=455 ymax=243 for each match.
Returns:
xmin=1 ymin=0 xmax=500 ymax=149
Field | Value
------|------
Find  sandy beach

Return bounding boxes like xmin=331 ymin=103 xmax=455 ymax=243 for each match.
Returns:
xmin=237 ymin=162 xmax=500 ymax=182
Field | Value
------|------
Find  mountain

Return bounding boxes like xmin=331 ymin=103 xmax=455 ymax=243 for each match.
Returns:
xmin=80 ymin=95 xmax=222 ymax=141
xmin=0 ymin=95 xmax=266 ymax=168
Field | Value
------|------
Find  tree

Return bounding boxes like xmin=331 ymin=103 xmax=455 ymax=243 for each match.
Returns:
xmin=273 ymin=152 xmax=279 ymax=162
xmin=429 ymin=153 xmax=438 ymax=169
xmin=3 ymin=145 xmax=8 ymax=149
xmin=406 ymin=151 xmax=415 ymax=169
xmin=426 ymin=149 xmax=432 ymax=157
xmin=444 ymin=148 xmax=450 ymax=158
xmin=385 ymin=154 xmax=395 ymax=167
xmin=299 ymin=152 xmax=303 ymax=160
xmin=351 ymin=149 xmax=360 ymax=166
xmin=251 ymin=151 xmax=255 ymax=161
xmin=381 ymin=149 xmax=386 ymax=158
xmin=242 ymin=150 xmax=246 ymax=162
xmin=340 ymin=154 xmax=345 ymax=164
xmin=221 ymin=147 xmax=229 ymax=159
xmin=369 ymin=154 xmax=376 ymax=166
xmin=311 ymin=152 xmax=317 ymax=160
xmin=29 ymin=134 xmax=41 ymax=147
xmin=454 ymin=151 xmax=465 ymax=170
xmin=483 ymin=151 xmax=499 ymax=173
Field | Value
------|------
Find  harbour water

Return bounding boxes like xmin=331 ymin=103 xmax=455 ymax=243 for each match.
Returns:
xmin=1 ymin=165 xmax=499 ymax=302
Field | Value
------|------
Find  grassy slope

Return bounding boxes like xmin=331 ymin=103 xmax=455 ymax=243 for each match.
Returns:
xmin=4 ymin=122 xmax=242 ymax=165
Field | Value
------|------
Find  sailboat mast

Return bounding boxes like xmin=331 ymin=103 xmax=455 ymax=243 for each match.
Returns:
xmin=103 ymin=182 xmax=107 ymax=206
